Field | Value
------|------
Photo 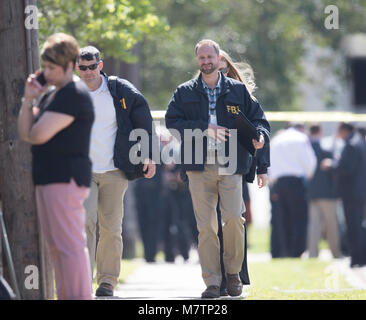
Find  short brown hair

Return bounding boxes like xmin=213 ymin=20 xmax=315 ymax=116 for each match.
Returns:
xmin=338 ymin=122 xmax=354 ymax=132
xmin=41 ymin=33 xmax=79 ymax=71
xmin=309 ymin=123 xmax=321 ymax=135
xmin=195 ymin=39 xmax=220 ymax=56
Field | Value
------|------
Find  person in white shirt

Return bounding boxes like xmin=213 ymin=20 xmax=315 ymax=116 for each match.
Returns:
xmin=77 ymin=46 xmax=156 ymax=297
xmin=268 ymin=123 xmax=316 ymax=258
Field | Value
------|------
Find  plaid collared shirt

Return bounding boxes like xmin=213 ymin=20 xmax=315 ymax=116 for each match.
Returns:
xmin=202 ymin=73 xmax=222 ymax=126
xmin=202 ymin=73 xmax=222 ymax=151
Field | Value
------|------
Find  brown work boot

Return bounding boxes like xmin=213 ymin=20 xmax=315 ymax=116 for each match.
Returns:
xmin=226 ymin=273 xmax=243 ymax=297
xmin=201 ymin=285 xmax=220 ymax=299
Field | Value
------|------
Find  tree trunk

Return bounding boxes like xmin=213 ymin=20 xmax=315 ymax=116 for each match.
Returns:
xmin=0 ymin=0 xmax=53 ymax=299
xmin=102 ymin=43 xmax=142 ymax=90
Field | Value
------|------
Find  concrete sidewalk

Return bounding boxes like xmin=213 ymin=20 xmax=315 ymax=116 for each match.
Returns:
xmin=113 ymin=258 xmax=206 ymax=300
xmin=95 ymin=250 xmax=263 ymax=300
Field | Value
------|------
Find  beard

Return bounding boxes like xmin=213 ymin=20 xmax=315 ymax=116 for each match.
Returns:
xmin=200 ymin=62 xmax=218 ymax=75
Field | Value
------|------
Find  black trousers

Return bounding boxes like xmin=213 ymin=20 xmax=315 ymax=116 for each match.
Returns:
xmin=161 ymin=190 xmax=192 ymax=262
xmin=135 ymin=188 xmax=161 ymax=262
xmin=342 ymin=197 xmax=366 ymax=267
xmin=270 ymin=177 xmax=308 ymax=258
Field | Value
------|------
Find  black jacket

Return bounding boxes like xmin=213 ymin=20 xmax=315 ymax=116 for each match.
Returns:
xmin=332 ymin=132 xmax=366 ymax=200
xmin=165 ymin=73 xmax=270 ymax=175
xmin=103 ymin=72 xmax=155 ymax=179
xmin=308 ymin=140 xmax=337 ymax=199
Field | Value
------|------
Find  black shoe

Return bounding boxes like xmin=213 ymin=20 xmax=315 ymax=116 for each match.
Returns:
xmin=95 ymin=282 xmax=114 ymax=297
xmin=201 ymin=285 xmax=220 ymax=299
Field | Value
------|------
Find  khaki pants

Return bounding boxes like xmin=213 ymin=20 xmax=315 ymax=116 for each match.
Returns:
xmin=187 ymin=162 xmax=245 ymax=287
xmin=84 ymin=169 xmax=128 ymax=288
xmin=307 ymin=199 xmax=342 ymax=258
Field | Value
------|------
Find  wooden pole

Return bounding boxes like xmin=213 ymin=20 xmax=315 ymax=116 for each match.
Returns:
xmin=0 ymin=0 xmax=53 ymax=299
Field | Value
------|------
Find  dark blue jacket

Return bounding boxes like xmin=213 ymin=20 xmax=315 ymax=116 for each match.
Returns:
xmin=103 ymin=72 xmax=155 ymax=179
xmin=165 ymin=73 xmax=270 ymax=175
xmin=308 ymin=140 xmax=337 ymax=199
xmin=333 ymin=132 xmax=366 ymax=200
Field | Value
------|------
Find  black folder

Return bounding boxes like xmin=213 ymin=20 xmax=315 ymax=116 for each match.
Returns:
xmin=233 ymin=110 xmax=259 ymax=156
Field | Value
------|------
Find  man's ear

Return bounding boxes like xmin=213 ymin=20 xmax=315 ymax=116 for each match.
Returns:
xmin=219 ymin=55 xmax=222 ymax=61
xmin=99 ymin=60 xmax=104 ymax=71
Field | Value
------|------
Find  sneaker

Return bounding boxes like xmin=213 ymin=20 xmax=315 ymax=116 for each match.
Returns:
xmin=95 ymin=282 xmax=113 ymax=297
xmin=226 ymin=273 xmax=243 ymax=297
xmin=201 ymin=285 xmax=220 ymax=299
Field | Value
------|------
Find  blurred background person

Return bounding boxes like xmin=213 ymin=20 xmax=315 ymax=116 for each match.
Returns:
xmin=159 ymin=130 xmax=196 ymax=263
xmin=17 ymin=33 xmax=94 ymax=299
xmin=306 ymin=124 xmax=342 ymax=259
xmin=269 ymin=123 xmax=316 ymax=258
xmin=160 ymin=162 xmax=193 ymax=263
xmin=134 ymin=164 xmax=162 ymax=263
xmin=321 ymin=122 xmax=366 ymax=268
xmin=359 ymin=126 xmax=366 ymax=229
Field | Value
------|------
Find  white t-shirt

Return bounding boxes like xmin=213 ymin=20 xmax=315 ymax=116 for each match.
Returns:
xmin=88 ymin=76 xmax=117 ymax=173
xmin=269 ymin=127 xmax=317 ymax=181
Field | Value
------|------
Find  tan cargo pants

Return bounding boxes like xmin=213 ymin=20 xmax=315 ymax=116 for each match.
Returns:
xmin=186 ymin=162 xmax=245 ymax=287
xmin=84 ymin=169 xmax=128 ymax=288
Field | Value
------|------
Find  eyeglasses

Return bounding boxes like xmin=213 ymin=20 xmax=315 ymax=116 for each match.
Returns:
xmin=219 ymin=67 xmax=229 ymax=74
xmin=78 ymin=62 xmax=100 ymax=71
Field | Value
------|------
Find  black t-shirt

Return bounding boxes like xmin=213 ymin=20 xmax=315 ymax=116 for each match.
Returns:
xmin=31 ymin=80 xmax=95 ymax=187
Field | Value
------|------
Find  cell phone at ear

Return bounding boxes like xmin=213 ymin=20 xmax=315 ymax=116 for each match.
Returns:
xmin=35 ymin=72 xmax=47 ymax=86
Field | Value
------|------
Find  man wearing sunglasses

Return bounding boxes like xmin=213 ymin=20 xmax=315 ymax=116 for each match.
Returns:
xmin=77 ymin=46 xmax=156 ymax=297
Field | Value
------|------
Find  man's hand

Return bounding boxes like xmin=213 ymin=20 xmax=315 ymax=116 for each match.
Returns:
xmin=320 ymin=158 xmax=333 ymax=171
xmin=143 ymin=159 xmax=156 ymax=179
xmin=257 ymin=173 xmax=268 ymax=188
xmin=252 ymin=134 xmax=265 ymax=150
xmin=208 ymin=124 xmax=231 ymax=142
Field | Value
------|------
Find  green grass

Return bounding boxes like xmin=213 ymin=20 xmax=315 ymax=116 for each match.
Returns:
xmin=247 ymin=225 xmax=332 ymax=254
xmin=246 ymin=258 xmax=366 ymax=300
xmin=247 ymin=226 xmax=270 ymax=253
xmin=245 ymin=226 xmax=366 ymax=300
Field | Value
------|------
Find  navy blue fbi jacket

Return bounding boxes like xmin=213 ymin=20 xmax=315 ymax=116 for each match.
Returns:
xmin=102 ymin=72 xmax=155 ymax=180
xmin=165 ymin=73 xmax=270 ymax=175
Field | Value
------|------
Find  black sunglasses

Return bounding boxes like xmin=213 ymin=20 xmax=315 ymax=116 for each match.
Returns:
xmin=78 ymin=62 xmax=100 ymax=71
xmin=219 ymin=67 xmax=229 ymax=74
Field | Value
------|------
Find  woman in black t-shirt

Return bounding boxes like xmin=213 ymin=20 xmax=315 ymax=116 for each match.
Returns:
xmin=18 ymin=33 xmax=94 ymax=300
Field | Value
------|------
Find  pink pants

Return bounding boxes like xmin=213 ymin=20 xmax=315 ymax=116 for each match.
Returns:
xmin=35 ymin=179 xmax=92 ymax=300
